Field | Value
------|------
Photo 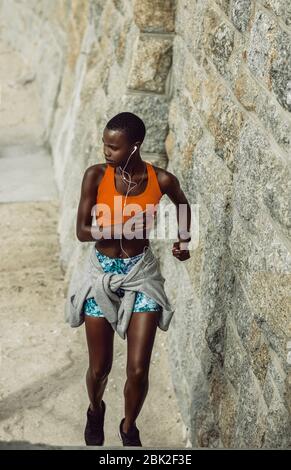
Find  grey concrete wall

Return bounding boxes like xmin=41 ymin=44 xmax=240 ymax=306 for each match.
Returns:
xmin=1 ymin=0 xmax=290 ymax=448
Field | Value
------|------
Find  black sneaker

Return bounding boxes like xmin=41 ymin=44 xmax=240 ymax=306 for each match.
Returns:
xmin=118 ymin=417 xmax=142 ymax=446
xmin=84 ymin=400 xmax=106 ymax=446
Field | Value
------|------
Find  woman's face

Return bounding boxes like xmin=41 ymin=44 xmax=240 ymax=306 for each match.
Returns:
xmin=102 ymin=127 xmax=136 ymax=166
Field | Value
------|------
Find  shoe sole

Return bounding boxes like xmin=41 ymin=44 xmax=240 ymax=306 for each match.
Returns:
xmin=117 ymin=430 xmax=142 ymax=447
xmin=85 ymin=439 xmax=104 ymax=446
xmin=84 ymin=430 xmax=105 ymax=446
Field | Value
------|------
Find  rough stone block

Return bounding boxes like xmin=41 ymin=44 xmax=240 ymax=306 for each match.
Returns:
xmin=175 ymin=0 xmax=209 ymax=64
xmin=214 ymin=0 xmax=231 ymax=15
xmin=218 ymin=380 xmax=239 ymax=447
xmin=133 ymin=0 xmax=175 ymax=33
xmin=270 ymin=28 xmax=291 ymax=111
xmin=262 ymin=388 xmax=291 ymax=448
xmin=224 ymin=315 xmax=249 ymax=392
xmin=262 ymin=0 xmax=291 ymax=26
xmin=127 ymin=34 xmax=173 ymax=93
xmin=230 ymin=0 xmax=253 ymax=33
xmin=247 ymin=9 xmax=278 ymax=88
xmin=121 ymin=93 xmax=169 ymax=153
xmin=247 ymin=8 xmax=291 ymax=111
xmin=233 ymin=369 xmax=264 ymax=447
xmin=207 ymin=21 xmax=235 ymax=75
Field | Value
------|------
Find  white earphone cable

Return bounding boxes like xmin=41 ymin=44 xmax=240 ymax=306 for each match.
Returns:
xmin=117 ymin=146 xmax=150 ymax=275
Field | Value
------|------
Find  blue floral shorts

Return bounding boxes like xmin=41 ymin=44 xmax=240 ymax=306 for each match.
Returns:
xmin=83 ymin=248 xmax=162 ymax=318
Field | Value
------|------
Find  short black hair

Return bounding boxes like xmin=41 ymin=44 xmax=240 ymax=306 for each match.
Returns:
xmin=105 ymin=112 xmax=146 ymax=145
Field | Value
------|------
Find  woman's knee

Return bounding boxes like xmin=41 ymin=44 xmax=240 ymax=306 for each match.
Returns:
xmin=88 ymin=365 xmax=112 ymax=382
xmin=126 ymin=365 xmax=149 ymax=383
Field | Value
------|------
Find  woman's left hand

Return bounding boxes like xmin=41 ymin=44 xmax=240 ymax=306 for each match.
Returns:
xmin=172 ymin=241 xmax=191 ymax=261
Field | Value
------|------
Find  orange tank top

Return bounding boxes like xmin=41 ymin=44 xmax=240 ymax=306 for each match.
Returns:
xmin=96 ymin=161 xmax=163 ymax=228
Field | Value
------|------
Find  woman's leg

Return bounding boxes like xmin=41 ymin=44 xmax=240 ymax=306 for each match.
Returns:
xmin=85 ymin=315 xmax=115 ymax=417
xmin=122 ymin=311 xmax=159 ymax=433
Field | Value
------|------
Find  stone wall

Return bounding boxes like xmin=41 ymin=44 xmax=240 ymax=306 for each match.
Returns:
xmin=1 ymin=0 xmax=290 ymax=448
xmin=165 ymin=0 xmax=291 ymax=447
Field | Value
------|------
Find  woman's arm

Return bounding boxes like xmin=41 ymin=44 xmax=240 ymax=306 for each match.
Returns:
xmin=159 ymin=170 xmax=191 ymax=261
xmin=76 ymin=165 xmax=113 ymax=242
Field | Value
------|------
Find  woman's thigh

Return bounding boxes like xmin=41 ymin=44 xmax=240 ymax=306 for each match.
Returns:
xmin=126 ymin=311 xmax=160 ymax=376
xmin=85 ymin=315 xmax=115 ymax=373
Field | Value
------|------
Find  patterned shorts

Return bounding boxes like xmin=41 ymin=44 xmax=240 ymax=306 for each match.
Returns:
xmin=83 ymin=248 xmax=162 ymax=318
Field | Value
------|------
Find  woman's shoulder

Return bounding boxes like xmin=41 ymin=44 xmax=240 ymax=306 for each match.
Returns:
xmin=151 ymin=162 xmax=173 ymax=180
xmin=83 ymin=163 xmax=107 ymax=184
xmin=79 ymin=164 xmax=108 ymax=196
xmin=151 ymin=163 xmax=176 ymax=196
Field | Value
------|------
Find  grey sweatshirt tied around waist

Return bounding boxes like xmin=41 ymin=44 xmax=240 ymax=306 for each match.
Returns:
xmin=64 ymin=244 xmax=175 ymax=339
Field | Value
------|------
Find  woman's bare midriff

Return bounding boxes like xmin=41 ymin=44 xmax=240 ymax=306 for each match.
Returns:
xmin=94 ymin=238 xmax=150 ymax=259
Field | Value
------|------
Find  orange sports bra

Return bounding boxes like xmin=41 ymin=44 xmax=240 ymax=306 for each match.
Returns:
xmin=96 ymin=161 xmax=163 ymax=227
